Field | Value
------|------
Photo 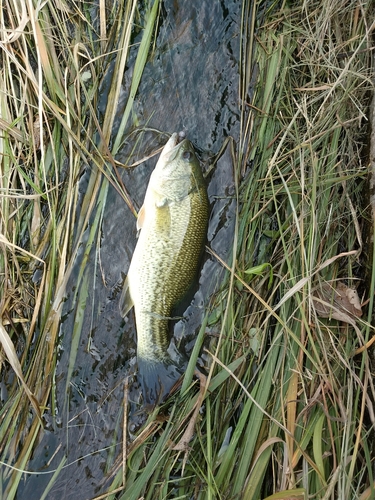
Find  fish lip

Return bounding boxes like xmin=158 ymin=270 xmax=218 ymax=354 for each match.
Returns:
xmin=160 ymin=131 xmax=187 ymax=157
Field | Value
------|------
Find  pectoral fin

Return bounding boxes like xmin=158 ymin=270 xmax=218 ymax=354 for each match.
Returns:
xmin=119 ymin=276 xmax=134 ymax=317
xmin=136 ymin=205 xmax=146 ymax=231
xmin=155 ymin=197 xmax=168 ymax=208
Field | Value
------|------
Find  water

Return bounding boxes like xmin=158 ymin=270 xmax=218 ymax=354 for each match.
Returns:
xmin=18 ymin=1 xmax=242 ymax=498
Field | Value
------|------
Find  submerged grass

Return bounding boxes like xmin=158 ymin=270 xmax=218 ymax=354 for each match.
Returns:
xmin=0 ymin=0 xmax=374 ymax=499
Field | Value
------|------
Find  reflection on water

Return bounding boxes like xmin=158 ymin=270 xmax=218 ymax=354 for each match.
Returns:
xmin=18 ymin=1 xmax=242 ymax=498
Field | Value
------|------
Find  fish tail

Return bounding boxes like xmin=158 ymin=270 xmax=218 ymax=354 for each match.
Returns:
xmin=137 ymin=354 xmax=185 ymax=408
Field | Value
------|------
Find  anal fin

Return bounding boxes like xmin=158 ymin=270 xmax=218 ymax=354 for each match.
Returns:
xmin=119 ymin=276 xmax=134 ymax=317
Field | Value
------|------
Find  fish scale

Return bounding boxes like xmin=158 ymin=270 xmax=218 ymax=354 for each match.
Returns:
xmin=120 ymin=133 xmax=209 ymax=406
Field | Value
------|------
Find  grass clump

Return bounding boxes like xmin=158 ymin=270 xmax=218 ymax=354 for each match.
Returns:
xmin=225 ymin=1 xmax=375 ymax=498
xmin=0 ymin=0 xmax=157 ymax=497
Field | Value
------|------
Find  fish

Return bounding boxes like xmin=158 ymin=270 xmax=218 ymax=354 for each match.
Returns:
xmin=120 ymin=132 xmax=209 ymax=406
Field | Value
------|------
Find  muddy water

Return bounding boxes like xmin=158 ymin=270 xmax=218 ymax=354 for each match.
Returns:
xmin=19 ymin=1 xmax=242 ymax=498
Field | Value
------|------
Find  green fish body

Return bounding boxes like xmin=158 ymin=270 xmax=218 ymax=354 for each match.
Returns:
xmin=120 ymin=132 xmax=209 ymax=405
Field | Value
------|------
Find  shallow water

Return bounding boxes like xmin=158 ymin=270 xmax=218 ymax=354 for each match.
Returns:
xmin=18 ymin=1 xmax=242 ymax=498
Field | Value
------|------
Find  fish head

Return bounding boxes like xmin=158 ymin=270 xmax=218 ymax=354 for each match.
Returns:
xmin=150 ymin=132 xmax=204 ymax=201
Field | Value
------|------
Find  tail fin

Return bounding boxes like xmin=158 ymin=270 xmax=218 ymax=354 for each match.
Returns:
xmin=137 ymin=355 xmax=185 ymax=408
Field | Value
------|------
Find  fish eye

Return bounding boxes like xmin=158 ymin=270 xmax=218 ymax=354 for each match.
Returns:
xmin=182 ymin=151 xmax=192 ymax=161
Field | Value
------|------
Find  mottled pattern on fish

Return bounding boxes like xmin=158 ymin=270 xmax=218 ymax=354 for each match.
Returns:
xmin=120 ymin=133 xmax=209 ymax=405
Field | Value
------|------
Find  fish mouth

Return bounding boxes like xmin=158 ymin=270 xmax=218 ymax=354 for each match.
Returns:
xmin=159 ymin=131 xmax=187 ymax=161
